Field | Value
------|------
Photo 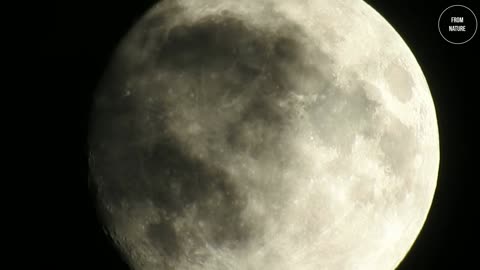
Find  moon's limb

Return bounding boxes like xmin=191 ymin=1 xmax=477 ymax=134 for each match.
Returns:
xmin=89 ymin=0 xmax=439 ymax=270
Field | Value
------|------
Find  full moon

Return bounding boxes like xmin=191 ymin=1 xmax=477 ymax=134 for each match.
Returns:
xmin=88 ymin=0 xmax=440 ymax=269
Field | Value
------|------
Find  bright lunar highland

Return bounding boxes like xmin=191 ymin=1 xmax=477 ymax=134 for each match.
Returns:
xmin=88 ymin=0 xmax=440 ymax=269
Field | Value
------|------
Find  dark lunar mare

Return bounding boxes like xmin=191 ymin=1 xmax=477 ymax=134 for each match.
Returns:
xmin=88 ymin=7 xmax=325 ymax=267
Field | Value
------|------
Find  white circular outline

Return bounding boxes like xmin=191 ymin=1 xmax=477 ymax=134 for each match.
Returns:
xmin=438 ymin=5 xmax=478 ymax=45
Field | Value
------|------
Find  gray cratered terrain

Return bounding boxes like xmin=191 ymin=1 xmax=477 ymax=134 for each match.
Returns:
xmin=88 ymin=0 xmax=439 ymax=269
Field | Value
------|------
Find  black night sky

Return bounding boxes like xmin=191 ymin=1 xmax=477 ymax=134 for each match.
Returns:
xmin=57 ymin=0 xmax=479 ymax=268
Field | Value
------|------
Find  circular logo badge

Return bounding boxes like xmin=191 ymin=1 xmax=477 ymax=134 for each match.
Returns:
xmin=438 ymin=5 xmax=477 ymax=44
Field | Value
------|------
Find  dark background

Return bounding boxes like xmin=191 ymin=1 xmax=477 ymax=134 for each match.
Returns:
xmin=58 ymin=0 xmax=478 ymax=269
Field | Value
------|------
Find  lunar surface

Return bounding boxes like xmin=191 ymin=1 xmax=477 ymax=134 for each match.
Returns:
xmin=88 ymin=0 xmax=440 ymax=269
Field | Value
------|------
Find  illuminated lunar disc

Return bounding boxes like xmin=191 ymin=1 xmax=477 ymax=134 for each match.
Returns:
xmin=88 ymin=0 xmax=440 ymax=269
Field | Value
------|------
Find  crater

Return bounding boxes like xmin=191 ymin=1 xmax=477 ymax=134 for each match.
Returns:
xmin=379 ymin=115 xmax=418 ymax=180
xmin=384 ymin=62 xmax=414 ymax=103
xmin=307 ymin=80 xmax=380 ymax=153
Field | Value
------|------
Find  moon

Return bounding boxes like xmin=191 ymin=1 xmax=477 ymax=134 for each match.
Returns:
xmin=88 ymin=0 xmax=439 ymax=269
